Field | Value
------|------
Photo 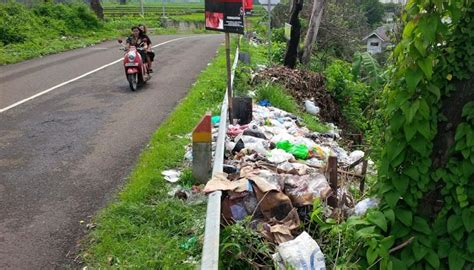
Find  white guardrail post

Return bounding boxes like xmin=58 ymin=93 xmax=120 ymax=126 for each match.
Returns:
xmin=201 ymin=41 xmax=240 ymax=270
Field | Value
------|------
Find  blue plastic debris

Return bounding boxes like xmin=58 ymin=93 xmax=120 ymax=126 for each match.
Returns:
xmin=257 ymin=99 xmax=271 ymax=107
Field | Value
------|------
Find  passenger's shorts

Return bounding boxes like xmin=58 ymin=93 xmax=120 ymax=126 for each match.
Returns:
xmin=147 ymin=51 xmax=155 ymax=61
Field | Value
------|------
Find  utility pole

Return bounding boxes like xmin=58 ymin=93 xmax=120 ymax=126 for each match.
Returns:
xmin=140 ymin=0 xmax=144 ymax=17
xmin=162 ymin=0 xmax=166 ymax=17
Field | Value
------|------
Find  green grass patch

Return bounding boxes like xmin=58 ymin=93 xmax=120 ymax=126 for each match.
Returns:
xmin=82 ymin=44 xmax=233 ymax=268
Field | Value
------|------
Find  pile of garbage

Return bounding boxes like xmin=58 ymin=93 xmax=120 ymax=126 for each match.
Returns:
xmin=252 ymin=66 xmax=345 ymax=126
xmin=203 ymin=103 xmax=375 ymax=268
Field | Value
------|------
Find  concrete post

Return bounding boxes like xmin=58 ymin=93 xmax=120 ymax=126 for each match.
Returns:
xmin=192 ymin=112 xmax=212 ymax=184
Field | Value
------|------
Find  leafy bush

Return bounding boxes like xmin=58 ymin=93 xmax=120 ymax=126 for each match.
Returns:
xmin=324 ymin=60 xmax=370 ymax=132
xmin=220 ymin=219 xmax=275 ymax=269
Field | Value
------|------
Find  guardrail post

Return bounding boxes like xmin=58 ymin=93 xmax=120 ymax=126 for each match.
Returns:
xmin=192 ymin=112 xmax=212 ymax=184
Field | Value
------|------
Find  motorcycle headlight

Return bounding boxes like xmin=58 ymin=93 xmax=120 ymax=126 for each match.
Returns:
xmin=128 ymin=52 xmax=136 ymax=61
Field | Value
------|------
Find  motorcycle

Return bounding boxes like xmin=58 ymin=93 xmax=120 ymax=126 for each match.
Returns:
xmin=118 ymin=39 xmax=151 ymax=91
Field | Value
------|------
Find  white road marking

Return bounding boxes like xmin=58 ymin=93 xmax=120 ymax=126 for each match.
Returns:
xmin=0 ymin=36 xmax=190 ymax=113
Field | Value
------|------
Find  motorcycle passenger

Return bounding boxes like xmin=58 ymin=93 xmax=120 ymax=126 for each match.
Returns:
xmin=138 ymin=24 xmax=154 ymax=73
xmin=126 ymin=26 xmax=148 ymax=70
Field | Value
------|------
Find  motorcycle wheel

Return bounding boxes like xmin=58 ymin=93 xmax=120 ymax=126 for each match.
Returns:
xmin=127 ymin=73 xmax=138 ymax=91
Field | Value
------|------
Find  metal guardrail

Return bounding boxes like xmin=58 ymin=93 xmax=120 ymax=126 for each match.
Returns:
xmin=201 ymin=43 xmax=240 ymax=270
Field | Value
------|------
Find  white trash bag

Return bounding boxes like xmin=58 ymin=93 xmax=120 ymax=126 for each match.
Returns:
xmin=276 ymin=231 xmax=326 ymax=270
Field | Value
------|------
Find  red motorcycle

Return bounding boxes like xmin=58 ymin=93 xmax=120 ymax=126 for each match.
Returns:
xmin=118 ymin=39 xmax=151 ymax=91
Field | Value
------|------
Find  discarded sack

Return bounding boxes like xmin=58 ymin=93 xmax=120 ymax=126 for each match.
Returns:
xmin=275 ymin=231 xmax=326 ymax=270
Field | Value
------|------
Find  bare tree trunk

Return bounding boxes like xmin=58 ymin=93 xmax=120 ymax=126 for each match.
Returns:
xmin=90 ymin=0 xmax=104 ymax=19
xmin=300 ymin=0 xmax=325 ymax=65
xmin=284 ymin=0 xmax=303 ymax=68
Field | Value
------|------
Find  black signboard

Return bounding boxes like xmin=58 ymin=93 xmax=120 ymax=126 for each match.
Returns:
xmin=205 ymin=0 xmax=244 ymax=34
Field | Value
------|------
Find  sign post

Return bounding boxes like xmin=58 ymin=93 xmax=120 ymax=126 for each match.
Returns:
xmin=205 ymin=0 xmax=244 ymax=121
xmin=225 ymin=33 xmax=233 ymax=122
xmin=259 ymin=0 xmax=280 ymax=64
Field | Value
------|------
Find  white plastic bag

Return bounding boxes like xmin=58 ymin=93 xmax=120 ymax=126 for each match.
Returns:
xmin=305 ymin=100 xmax=320 ymax=115
xmin=354 ymin=198 xmax=380 ymax=216
xmin=277 ymin=231 xmax=326 ymax=270
xmin=267 ymin=149 xmax=294 ymax=164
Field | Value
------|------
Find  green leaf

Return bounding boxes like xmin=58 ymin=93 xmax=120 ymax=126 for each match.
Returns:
xmin=428 ymin=85 xmax=441 ymax=100
xmin=356 ymin=226 xmax=376 ymax=239
xmin=418 ymin=15 xmax=438 ymax=43
xmin=412 ymin=240 xmax=428 ymax=261
xmin=384 ymin=209 xmax=395 ymax=224
xmin=404 ymin=122 xmax=418 ymax=141
xmin=462 ymin=208 xmax=474 ymax=232
xmin=449 ymin=249 xmax=465 ymax=270
xmin=414 ymin=38 xmax=427 ymax=56
xmin=391 ymin=113 xmax=405 ymax=131
xmin=385 ymin=141 xmax=405 ymax=162
xmin=462 ymin=160 xmax=474 ymax=178
xmin=352 ymin=51 xmax=362 ymax=81
xmin=401 ymin=248 xmax=416 ymax=267
xmin=418 ymin=120 xmax=431 ymax=139
xmin=466 ymin=132 xmax=474 ymax=148
xmin=438 ymin=239 xmax=450 ymax=258
xmin=380 ymin=236 xmax=395 ymax=253
xmin=468 ymin=233 xmax=474 ymax=253
xmin=409 ymin=134 xmax=427 ymax=155
xmin=451 ymin=228 xmax=464 ymax=241
xmin=418 ymin=99 xmax=430 ymax=119
xmin=418 ymin=56 xmax=433 ymax=80
xmin=391 ymin=257 xmax=406 ymax=269
xmin=407 ymin=100 xmax=420 ymax=123
xmin=455 ymin=123 xmax=467 ymax=141
xmin=367 ymin=210 xmax=388 ymax=232
xmin=385 ymin=190 xmax=400 ymax=208
xmin=366 ymin=246 xmax=378 ymax=265
xmin=403 ymin=21 xmax=415 ymax=39
xmin=393 ymin=223 xmax=410 ymax=238
xmin=425 ymin=249 xmax=440 ymax=269
xmin=404 ymin=165 xmax=419 ymax=180
xmin=447 ymin=214 xmax=463 ymax=234
xmin=413 ymin=216 xmax=431 ymax=234
xmin=397 ymin=209 xmax=413 ymax=226
xmin=405 ymin=68 xmax=423 ymax=92
xmin=393 ymin=176 xmax=409 ymax=193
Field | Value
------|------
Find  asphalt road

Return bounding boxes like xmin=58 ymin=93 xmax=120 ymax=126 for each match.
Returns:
xmin=0 ymin=34 xmax=222 ymax=269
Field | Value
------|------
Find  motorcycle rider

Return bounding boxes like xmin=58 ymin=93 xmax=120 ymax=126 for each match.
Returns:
xmin=138 ymin=24 xmax=154 ymax=73
xmin=126 ymin=26 xmax=148 ymax=71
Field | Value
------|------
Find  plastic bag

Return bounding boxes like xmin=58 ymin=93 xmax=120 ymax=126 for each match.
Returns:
xmin=354 ymin=198 xmax=380 ymax=216
xmin=267 ymin=149 xmax=294 ymax=164
xmin=276 ymin=231 xmax=326 ymax=270
xmin=304 ymin=100 xmax=320 ymax=115
xmin=276 ymin=140 xmax=309 ymax=160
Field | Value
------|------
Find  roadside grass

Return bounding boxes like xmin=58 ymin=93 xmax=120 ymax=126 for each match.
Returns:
xmin=82 ymin=44 xmax=232 ymax=268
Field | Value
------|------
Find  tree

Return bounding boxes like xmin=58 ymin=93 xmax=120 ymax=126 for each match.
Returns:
xmin=376 ymin=1 xmax=474 ymax=268
xmin=120 ymin=0 xmax=126 ymax=5
xmin=90 ymin=0 xmax=104 ymax=19
xmin=360 ymin=0 xmax=384 ymax=26
xmin=315 ymin=0 xmax=369 ymax=62
xmin=283 ymin=0 xmax=303 ymax=68
xmin=300 ymin=0 xmax=326 ymax=64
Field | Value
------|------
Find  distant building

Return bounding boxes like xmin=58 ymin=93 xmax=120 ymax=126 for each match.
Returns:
xmin=363 ymin=26 xmax=391 ymax=54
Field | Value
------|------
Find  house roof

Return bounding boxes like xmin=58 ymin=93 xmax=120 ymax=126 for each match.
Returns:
xmin=363 ymin=26 xmax=390 ymax=42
